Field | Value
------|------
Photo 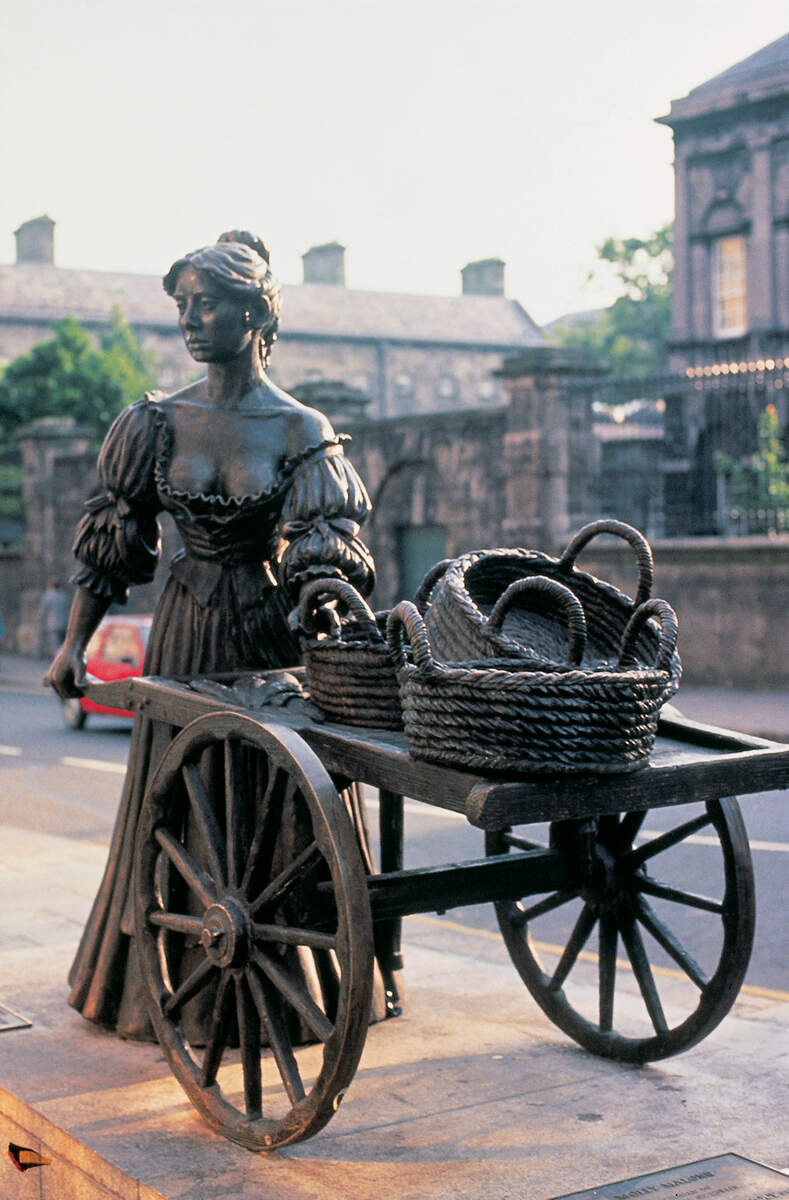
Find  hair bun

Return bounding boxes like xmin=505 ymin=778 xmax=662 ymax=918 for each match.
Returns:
xmin=216 ymin=229 xmax=270 ymax=265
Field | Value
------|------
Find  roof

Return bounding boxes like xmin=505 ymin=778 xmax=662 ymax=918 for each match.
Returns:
xmin=0 ymin=263 xmax=543 ymax=349
xmin=658 ymin=33 xmax=789 ymax=126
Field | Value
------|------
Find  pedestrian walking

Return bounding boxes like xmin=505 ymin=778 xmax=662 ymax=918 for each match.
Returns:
xmin=38 ymin=579 xmax=69 ymax=657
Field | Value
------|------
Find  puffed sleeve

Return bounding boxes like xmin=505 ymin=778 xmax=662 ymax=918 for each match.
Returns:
xmin=278 ymin=440 xmax=375 ymax=601
xmin=70 ymin=398 xmax=162 ymax=604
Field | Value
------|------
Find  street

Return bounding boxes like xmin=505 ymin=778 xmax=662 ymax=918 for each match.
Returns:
xmin=2 ymin=684 xmax=789 ymax=999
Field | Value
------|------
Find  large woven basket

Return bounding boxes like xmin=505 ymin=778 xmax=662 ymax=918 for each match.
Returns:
xmin=298 ymin=578 xmax=403 ymax=729
xmin=387 ymin=578 xmax=681 ymax=776
xmin=423 ymin=519 xmax=673 ymax=674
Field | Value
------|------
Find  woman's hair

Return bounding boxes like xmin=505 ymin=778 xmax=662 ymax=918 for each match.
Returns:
xmin=163 ymin=230 xmax=281 ymax=365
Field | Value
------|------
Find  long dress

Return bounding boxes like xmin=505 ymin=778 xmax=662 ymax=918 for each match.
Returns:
xmin=67 ymin=392 xmax=381 ymax=1041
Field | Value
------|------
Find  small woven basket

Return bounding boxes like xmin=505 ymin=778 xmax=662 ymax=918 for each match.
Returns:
xmin=387 ymin=578 xmax=681 ymax=776
xmin=423 ymin=519 xmax=675 ymax=674
xmin=298 ymin=578 xmax=403 ymax=729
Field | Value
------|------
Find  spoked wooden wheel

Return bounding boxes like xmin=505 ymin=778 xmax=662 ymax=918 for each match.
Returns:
xmin=486 ymin=798 xmax=755 ymax=1062
xmin=135 ymin=712 xmax=374 ymax=1150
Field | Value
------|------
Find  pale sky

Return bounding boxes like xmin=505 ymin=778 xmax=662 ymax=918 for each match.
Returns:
xmin=1 ymin=0 xmax=787 ymax=326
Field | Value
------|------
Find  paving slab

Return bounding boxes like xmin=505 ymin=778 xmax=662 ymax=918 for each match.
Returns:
xmin=1 ymin=824 xmax=789 ymax=1200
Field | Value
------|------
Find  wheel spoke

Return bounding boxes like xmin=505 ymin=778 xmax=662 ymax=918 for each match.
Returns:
xmin=163 ymin=955 xmax=217 ymax=1016
xmin=619 ymin=914 xmax=668 ymax=1034
xmin=182 ymin=762 xmax=226 ymax=887
xmin=598 ymin=910 xmax=618 ymax=1032
xmin=149 ymin=911 xmax=204 ymax=937
xmin=635 ymin=873 xmax=724 ymax=914
xmin=511 ymin=887 xmax=580 ymax=929
xmin=224 ymin=738 xmax=245 ymax=890
xmin=618 ymin=810 xmax=647 ymax=848
xmin=235 ymin=974 xmax=262 ymax=1119
xmin=199 ymin=973 xmax=233 ymax=1087
xmin=252 ymin=923 xmax=337 ymax=952
xmin=155 ymin=828 xmax=217 ymax=909
xmin=550 ymin=903 xmax=598 ymax=990
xmin=247 ymin=966 xmax=305 ymax=1105
xmin=239 ymin=767 xmax=287 ymax=897
xmin=624 ymin=811 xmax=712 ymax=869
xmin=634 ymin=895 xmax=709 ymax=990
xmin=249 ymin=840 xmax=323 ymax=916
xmin=252 ymin=949 xmax=334 ymax=1043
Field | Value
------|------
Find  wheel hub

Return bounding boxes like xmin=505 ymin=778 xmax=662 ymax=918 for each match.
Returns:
xmin=200 ymin=899 xmax=249 ymax=968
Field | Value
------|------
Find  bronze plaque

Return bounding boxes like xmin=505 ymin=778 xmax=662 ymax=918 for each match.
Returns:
xmin=549 ymin=1153 xmax=789 ymax=1200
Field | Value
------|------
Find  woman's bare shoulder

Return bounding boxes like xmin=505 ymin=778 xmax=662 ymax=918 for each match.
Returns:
xmin=250 ymin=380 xmax=336 ymax=454
xmin=156 ymin=378 xmax=208 ymax=407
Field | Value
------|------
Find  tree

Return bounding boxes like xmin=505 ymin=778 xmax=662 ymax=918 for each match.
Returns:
xmin=714 ymin=404 xmax=789 ymax=535
xmin=0 ymin=311 xmax=156 ymax=444
xmin=554 ymin=222 xmax=673 ymax=376
xmin=99 ymin=306 xmax=158 ymax=407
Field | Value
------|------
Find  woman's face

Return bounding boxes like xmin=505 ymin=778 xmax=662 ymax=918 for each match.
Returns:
xmin=173 ymin=265 xmax=253 ymax=363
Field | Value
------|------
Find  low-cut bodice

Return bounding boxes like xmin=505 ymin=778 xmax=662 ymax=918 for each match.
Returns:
xmin=71 ymin=393 xmax=375 ymax=604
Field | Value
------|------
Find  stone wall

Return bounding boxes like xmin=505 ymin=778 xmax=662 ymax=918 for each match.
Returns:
xmin=578 ymin=535 xmax=789 ymax=687
xmin=345 ymin=408 xmax=506 ymax=606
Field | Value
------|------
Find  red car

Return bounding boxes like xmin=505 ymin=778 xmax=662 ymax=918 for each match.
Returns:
xmin=62 ymin=614 xmax=152 ymax=729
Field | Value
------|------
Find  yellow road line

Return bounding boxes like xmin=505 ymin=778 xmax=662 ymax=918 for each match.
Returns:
xmin=411 ymin=913 xmax=789 ymax=1003
xmin=61 ymin=755 xmax=126 ymax=775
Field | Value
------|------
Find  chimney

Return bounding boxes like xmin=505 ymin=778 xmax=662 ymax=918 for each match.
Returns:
xmin=461 ymin=257 xmax=505 ymax=296
xmin=302 ymin=242 xmax=346 ymax=286
xmin=15 ymin=215 xmax=55 ymax=265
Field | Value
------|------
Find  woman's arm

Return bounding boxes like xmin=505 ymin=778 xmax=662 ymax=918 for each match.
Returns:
xmin=43 ymin=587 xmax=111 ymax=698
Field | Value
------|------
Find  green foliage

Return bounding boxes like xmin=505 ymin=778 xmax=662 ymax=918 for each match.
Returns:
xmin=0 ymin=462 xmax=22 ymax=520
xmin=0 ymin=311 xmax=156 ymax=445
xmin=714 ymin=405 xmax=789 ymax=534
xmin=99 ymin=306 xmax=158 ymax=407
xmin=554 ymin=222 xmax=673 ymax=376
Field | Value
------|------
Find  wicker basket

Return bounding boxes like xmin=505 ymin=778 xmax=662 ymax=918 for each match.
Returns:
xmin=298 ymin=578 xmax=403 ymax=729
xmin=387 ymin=580 xmax=681 ymax=776
xmin=423 ymin=519 xmax=674 ymax=675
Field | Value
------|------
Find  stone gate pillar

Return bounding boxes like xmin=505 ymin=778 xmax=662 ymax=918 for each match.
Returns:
xmin=16 ymin=417 xmax=93 ymax=651
xmin=496 ymin=346 xmax=604 ymax=555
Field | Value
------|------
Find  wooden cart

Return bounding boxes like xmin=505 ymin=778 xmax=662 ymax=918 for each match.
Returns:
xmin=85 ymin=673 xmax=789 ymax=1152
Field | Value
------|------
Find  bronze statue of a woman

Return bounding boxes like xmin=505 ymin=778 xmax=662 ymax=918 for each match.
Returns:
xmin=46 ymin=231 xmax=383 ymax=1040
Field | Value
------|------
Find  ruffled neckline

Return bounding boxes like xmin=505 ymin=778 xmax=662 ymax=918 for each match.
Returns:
xmin=147 ymin=396 xmax=349 ymax=508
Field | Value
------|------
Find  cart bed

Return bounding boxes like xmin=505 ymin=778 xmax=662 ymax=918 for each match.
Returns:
xmin=87 ymin=674 xmax=789 ymax=829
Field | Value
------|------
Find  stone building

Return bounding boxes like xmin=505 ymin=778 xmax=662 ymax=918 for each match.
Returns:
xmin=0 ymin=218 xmax=543 ymax=418
xmin=656 ymin=33 xmax=789 ymax=534
xmin=658 ymin=32 xmax=789 ymax=369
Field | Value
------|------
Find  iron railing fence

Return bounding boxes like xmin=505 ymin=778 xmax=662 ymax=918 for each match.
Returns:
xmin=569 ymin=356 xmax=789 ymax=536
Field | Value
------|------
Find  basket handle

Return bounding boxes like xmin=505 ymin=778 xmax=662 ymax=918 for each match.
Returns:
xmin=557 ymin=519 xmax=654 ymax=608
xmin=414 ymin=558 xmax=454 ymax=614
xmin=386 ymin=601 xmax=438 ymax=675
xmin=617 ymin=598 xmax=678 ymax=672
xmin=487 ymin=576 xmax=587 ymax=667
xmin=298 ymin=577 xmax=378 ymax=638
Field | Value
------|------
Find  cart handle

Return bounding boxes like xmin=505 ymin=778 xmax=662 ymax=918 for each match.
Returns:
xmin=617 ymin=598 xmax=679 ymax=672
xmin=297 ymin=577 xmax=381 ymax=642
xmin=414 ymin=557 xmax=454 ymax=614
xmin=557 ymin=519 xmax=654 ymax=609
xmin=487 ymin=576 xmax=587 ymax=667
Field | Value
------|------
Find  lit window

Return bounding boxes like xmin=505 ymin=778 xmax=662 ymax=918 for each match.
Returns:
xmin=479 ymin=380 xmax=497 ymax=400
xmin=712 ymin=236 xmax=747 ymax=337
xmin=437 ymin=374 xmax=458 ymax=400
xmin=394 ymin=372 xmax=413 ymax=396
